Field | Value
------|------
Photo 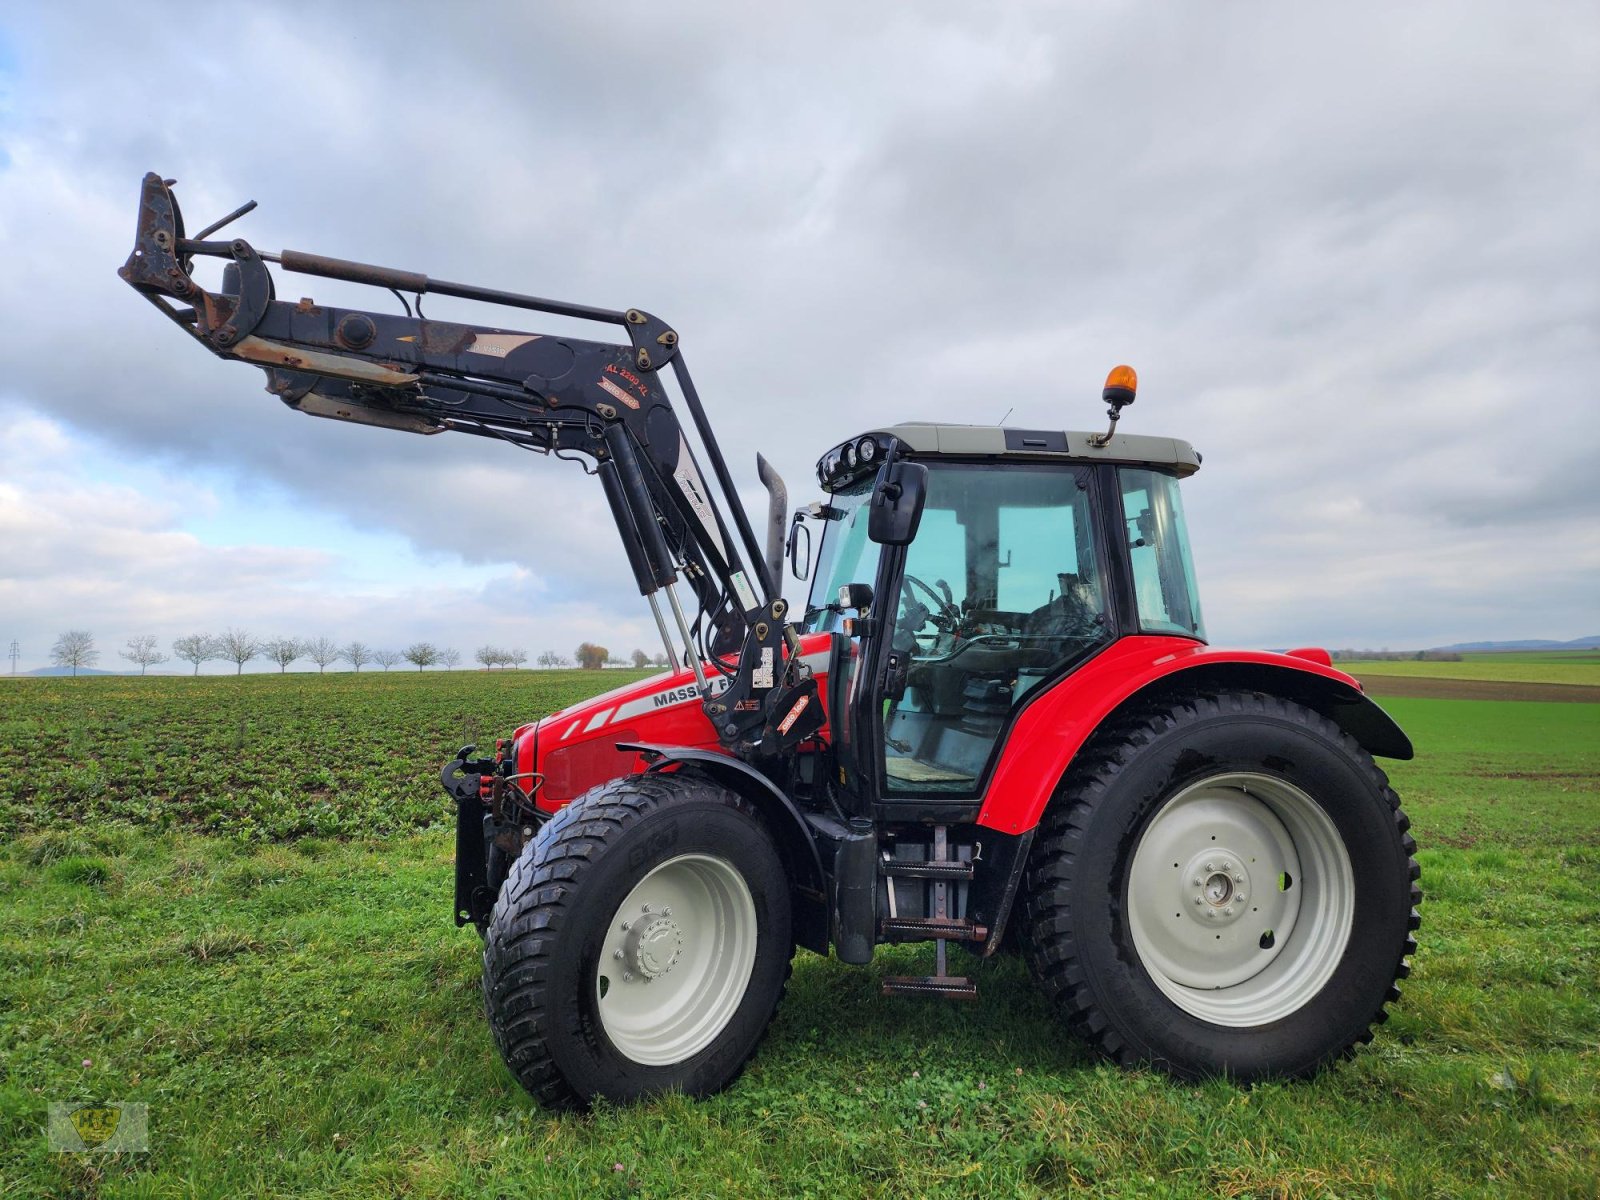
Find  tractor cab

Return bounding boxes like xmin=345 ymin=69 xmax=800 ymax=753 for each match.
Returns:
xmin=798 ymin=419 xmax=1205 ymax=808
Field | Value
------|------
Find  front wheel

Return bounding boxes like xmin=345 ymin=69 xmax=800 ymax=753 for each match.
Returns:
xmin=1020 ymin=690 xmax=1421 ymax=1080
xmin=482 ymin=771 xmax=793 ymax=1108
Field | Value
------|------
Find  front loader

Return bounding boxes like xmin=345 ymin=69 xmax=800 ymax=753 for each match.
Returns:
xmin=121 ymin=174 xmax=1421 ymax=1108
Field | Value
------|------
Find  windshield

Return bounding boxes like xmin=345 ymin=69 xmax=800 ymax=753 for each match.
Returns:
xmin=803 ymin=481 xmax=878 ymax=633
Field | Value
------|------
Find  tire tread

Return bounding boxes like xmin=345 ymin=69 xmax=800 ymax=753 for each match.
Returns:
xmin=481 ymin=771 xmax=791 ymax=1109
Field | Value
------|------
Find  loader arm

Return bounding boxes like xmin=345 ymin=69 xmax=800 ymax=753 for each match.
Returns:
xmin=119 ymin=173 xmax=823 ymax=758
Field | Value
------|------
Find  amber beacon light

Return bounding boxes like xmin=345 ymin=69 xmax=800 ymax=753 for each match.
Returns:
xmin=1091 ymin=364 xmax=1139 ymax=445
xmin=1103 ymin=364 xmax=1138 ymax=406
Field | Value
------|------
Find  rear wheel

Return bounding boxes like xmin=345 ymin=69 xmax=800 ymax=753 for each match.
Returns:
xmin=1021 ymin=690 xmax=1420 ymax=1080
xmin=482 ymin=771 xmax=793 ymax=1108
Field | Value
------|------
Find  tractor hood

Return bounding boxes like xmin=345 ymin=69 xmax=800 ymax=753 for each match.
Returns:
xmin=524 ymin=634 xmax=837 ymax=811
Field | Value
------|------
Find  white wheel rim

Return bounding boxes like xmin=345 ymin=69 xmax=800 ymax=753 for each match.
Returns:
xmin=1127 ymin=771 xmax=1355 ymax=1027
xmin=595 ymin=853 xmax=759 ymax=1066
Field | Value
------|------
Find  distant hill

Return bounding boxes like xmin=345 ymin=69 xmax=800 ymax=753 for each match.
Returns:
xmin=25 ymin=666 xmax=121 ymax=677
xmin=1431 ymin=637 xmax=1600 ymax=652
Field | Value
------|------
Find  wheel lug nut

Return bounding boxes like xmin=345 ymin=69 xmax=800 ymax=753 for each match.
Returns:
xmin=623 ymin=971 xmax=633 ymax=982
xmin=1237 ymin=893 xmax=1247 ymax=903
xmin=1205 ymin=910 xmax=1216 ymax=919
xmin=661 ymin=907 xmax=671 ymax=917
xmin=1192 ymin=877 xmax=1203 ymax=887
xmin=1205 ymin=862 xmax=1215 ymax=872
xmin=1233 ymin=874 xmax=1244 ymax=883
xmin=620 ymin=921 xmax=630 ymax=931
xmin=1223 ymin=907 xmax=1234 ymax=916
xmin=642 ymin=903 xmax=652 ymax=913
xmin=614 ymin=949 xmax=624 ymax=960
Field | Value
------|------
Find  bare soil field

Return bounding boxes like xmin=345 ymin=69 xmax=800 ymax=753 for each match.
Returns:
xmin=1353 ymin=675 xmax=1600 ymax=703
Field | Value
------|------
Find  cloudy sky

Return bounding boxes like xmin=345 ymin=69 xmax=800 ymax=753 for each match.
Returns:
xmin=1 ymin=2 xmax=1595 ymax=672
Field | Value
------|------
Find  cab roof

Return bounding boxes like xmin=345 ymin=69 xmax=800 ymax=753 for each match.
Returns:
xmin=871 ymin=422 xmax=1201 ymax=476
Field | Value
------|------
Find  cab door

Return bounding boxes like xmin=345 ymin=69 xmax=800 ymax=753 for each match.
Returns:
xmin=878 ymin=462 xmax=1114 ymax=800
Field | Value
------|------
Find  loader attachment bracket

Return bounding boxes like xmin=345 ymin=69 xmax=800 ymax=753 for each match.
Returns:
xmin=443 ymin=746 xmax=499 ymax=928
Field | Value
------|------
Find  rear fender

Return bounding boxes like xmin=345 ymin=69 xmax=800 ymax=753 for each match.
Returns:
xmin=618 ymin=742 xmax=829 ymax=955
xmin=975 ymin=637 xmax=1413 ymax=836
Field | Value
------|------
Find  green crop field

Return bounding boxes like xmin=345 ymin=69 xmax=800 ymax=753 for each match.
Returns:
xmin=0 ymin=669 xmax=656 ymax=840
xmin=1 ymin=675 xmax=1597 ymax=1198
xmin=1341 ymin=653 xmax=1600 ymax=689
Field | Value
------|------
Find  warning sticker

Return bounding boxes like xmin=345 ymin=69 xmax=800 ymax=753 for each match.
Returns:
xmin=752 ymin=647 xmax=775 ymax=690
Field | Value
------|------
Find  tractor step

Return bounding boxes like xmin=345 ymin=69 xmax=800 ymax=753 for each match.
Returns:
xmin=880 ymin=859 xmax=974 ymax=882
xmin=881 ymin=974 xmax=978 ymax=1000
xmin=880 ymin=916 xmax=989 ymax=942
xmin=880 ymin=826 xmax=980 ymax=1000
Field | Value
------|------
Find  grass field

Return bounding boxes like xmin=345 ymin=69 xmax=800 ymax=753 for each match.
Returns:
xmin=1 ymin=674 xmax=1597 ymax=1197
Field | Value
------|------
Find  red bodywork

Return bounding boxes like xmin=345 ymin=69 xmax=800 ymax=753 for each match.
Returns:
xmin=510 ymin=633 xmax=837 ymax=814
xmin=510 ymin=633 xmax=1368 ymax=835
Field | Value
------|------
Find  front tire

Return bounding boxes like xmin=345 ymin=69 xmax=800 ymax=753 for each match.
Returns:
xmin=1020 ymin=690 xmax=1421 ymax=1080
xmin=482 ymin=771 xmax=793 ymax=1108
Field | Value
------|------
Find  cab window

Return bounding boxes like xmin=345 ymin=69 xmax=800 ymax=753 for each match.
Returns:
xmin=1119 ymin=468 xmax=1206 ymax=641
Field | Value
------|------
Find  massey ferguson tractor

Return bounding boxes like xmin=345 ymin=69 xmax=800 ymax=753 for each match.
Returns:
xmin=122 ymin=174 xmax=1421 ymax=1108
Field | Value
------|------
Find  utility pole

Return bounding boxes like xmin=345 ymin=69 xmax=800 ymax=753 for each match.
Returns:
xmin=7 ymin=641 xmax=18 ymax=674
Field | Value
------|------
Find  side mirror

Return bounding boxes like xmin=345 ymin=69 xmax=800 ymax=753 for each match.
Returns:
xmin=786 ymin=513 xmax=812 ymax=580
xmin=868 ymin=460 xmax=928 ymax=546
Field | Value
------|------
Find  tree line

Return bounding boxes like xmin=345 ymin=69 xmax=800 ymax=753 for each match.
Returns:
xmin=44 ymin=631 xmax=675 ymax=676
xmin=1328 ymin=648 xmax=1465 ymax=662
xmin=46 ymin=629 xmax=462 ymax=676
xmin=477 ymin=645 xmax=669 ymax=670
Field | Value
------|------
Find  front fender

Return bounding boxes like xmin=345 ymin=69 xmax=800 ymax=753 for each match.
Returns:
xmin=975 ymin=637 xmax=1413 ymax=836
xmin=618 ymin=742 xmax=829 ymax=954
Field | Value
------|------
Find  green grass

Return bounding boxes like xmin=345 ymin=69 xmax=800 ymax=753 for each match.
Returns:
xmin=1 ymin=678 xmax=1597 ymax=1197
xmin=1375 ymin=698 xmax=1600 ymax=847
xmin=1341 ymin=655 xmax=1600 ymax=687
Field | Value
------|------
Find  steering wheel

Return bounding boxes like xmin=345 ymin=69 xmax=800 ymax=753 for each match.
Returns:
xmin=901 ymin=573 xmax=961 ymax=633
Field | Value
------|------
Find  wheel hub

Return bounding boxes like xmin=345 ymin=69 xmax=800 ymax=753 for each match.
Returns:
xmin=1184 ymin=850 xmax=1250 ymax=925
xmin=626 ymin=914 xmax=684 ymax=979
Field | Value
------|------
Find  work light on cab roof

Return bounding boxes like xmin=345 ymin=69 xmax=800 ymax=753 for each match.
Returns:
xmin=121 ymin=173 xmax=1422 ymax=1111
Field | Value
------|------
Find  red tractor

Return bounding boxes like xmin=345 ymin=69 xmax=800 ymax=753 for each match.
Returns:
xmin=122 ymin=175 xmax=1421 ymax=1108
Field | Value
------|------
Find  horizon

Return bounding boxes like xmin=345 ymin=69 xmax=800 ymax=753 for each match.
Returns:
xmin=10 ymin=633 xmax=1597 ymax=677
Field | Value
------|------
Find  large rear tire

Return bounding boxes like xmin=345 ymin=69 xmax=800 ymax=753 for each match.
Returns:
xmin=482 ymin=771 xmax=793 ymax=1108
xmin=1020 ymin=690 xmax=1420 ymax=1080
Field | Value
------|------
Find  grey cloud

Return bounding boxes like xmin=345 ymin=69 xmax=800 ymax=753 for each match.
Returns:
xmin=1 ymin=0 xmax=1596 ymax=650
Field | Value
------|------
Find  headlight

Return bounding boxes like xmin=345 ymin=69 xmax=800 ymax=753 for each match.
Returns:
xmin=842 ymin=442 xmax=857 ymax=469
xmin=856 ymin=436 xmax=879 ymax=464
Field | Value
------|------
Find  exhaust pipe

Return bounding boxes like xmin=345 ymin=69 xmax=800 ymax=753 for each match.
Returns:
xmin=756 ymin=453 xmax=787 ymax=600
